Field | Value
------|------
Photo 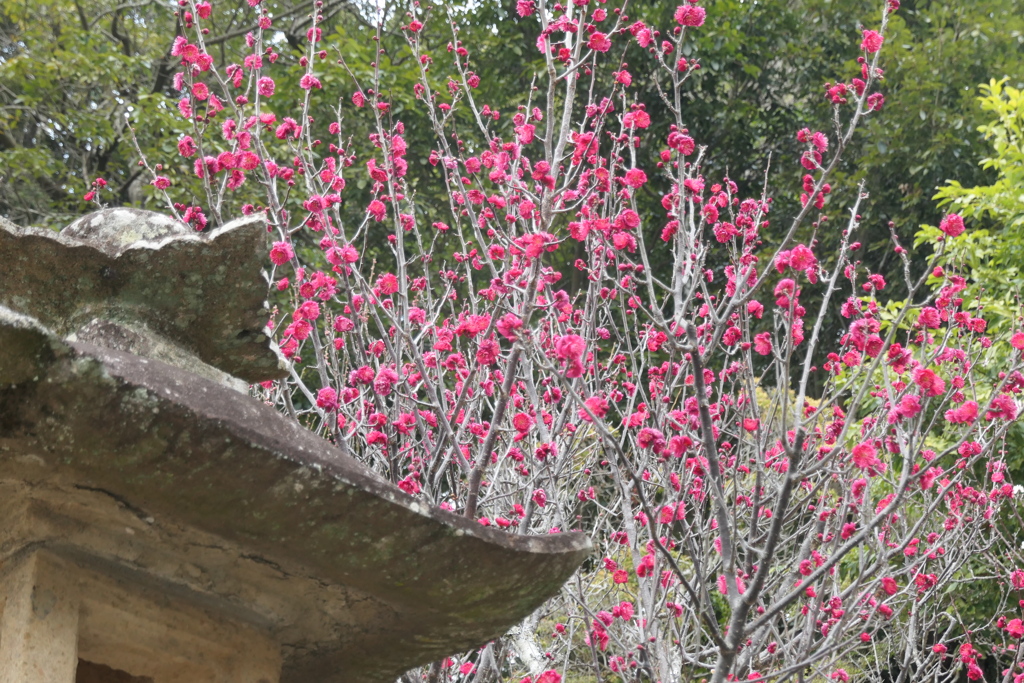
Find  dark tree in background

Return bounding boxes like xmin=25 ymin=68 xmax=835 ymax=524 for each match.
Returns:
xmin=3 ymin=0 xmax=1023 ymax=238
xmin=2 ymin=0 xmax=1022 ymax=388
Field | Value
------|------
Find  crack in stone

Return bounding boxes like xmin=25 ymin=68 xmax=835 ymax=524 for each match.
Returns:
xmin=73 ymin=484 xmax=154 ymax=524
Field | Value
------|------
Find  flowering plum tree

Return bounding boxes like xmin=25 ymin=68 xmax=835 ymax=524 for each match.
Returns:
xmin=121 ymin=0 xmax=1024 ymax=680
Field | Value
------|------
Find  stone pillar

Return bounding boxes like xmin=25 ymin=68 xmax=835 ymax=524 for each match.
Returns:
xmin=0 ymin=553 xmax=80 ymax=683
xmin=0 ymin=549 xmax=282 ymax=683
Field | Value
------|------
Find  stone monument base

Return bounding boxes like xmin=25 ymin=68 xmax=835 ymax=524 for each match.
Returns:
xmin=0 ymin=483 xmax=281 ymax=683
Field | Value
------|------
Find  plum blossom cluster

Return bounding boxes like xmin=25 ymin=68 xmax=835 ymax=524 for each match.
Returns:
xmin=137 ymin=0 xmax=1024 ymax=681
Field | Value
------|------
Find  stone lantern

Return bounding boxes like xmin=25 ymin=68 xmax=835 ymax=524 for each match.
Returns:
xmin=0 ymin=209 xmax=590 ymax=683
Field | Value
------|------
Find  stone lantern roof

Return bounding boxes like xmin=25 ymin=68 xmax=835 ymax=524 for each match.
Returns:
xmin=1 ymin=209 xmax=286 ymax=384
xmin=0 ymin=210 xmax=590 ymax=683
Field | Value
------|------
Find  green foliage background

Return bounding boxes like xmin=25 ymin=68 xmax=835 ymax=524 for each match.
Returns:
xmin=3 ymin=0 xmax=1023 ymax=237
xmin=3 ymin=0 xmax=1022 ymax=351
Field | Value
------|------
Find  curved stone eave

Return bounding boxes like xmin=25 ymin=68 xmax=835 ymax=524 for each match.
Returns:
xmin=0 ymin=214 xmax=287 ymax=382
xmin=4 ymin=212 xmax=265 ymax=260
xmin=0 ymin=309 xmax=592 ymax=682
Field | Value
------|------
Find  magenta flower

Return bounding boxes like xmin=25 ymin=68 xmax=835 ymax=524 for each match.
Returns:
xmin=944 ymin=401 xmax=978 ymax=425
xmin=675 ymin=4 xmax=706 ymax=27
xmin=177 ymin=136 xmax=197 ymax=157
xmin=861 ymin=30 xmax=884 ymax=54
xmin=587 ymin=32 xmax=611 ymax=52
xmin=624 ymin=168 xmax=648 ymax=188
xmin=316 ymin=387 xmax=338 ymax=411
xmin=269 ymin=241 xmax=294 ymax=266
xmin=623 ymin=110 xmax=651 ymax=129
xmin=1007 ymin=619 xmax=1024 ymax=639
xmin=367 ymin=199 xmax=386 ymax=221
xmin=554 ymin=334 xmax=586 ymax=378
xmin=939 ymin=213 xmax=965 ymax=237
xmin=516 ymin=0 xmax=535 ymax=17
xmin=852 ymin=442 xmax=884 ymax=474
